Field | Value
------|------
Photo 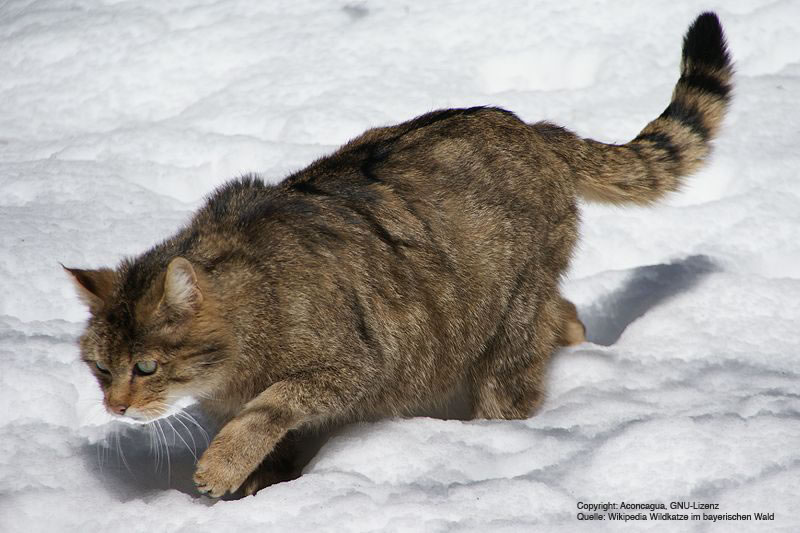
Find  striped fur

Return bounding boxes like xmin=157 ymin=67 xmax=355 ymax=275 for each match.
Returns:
xmin=536 ymin=12 xmax=733 ymax=205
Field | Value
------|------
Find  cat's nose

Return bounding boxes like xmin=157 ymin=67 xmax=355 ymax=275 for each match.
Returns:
xmin=110 ymin=404 xmax=128 ymax=415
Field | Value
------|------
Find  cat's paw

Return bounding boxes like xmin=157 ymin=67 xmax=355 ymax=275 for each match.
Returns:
xmin=193 ymin=440 xmax=251 ymax=498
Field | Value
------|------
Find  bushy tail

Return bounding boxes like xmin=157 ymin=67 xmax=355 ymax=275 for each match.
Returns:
xmin=538 ymin=12 xmax=733 ymax=205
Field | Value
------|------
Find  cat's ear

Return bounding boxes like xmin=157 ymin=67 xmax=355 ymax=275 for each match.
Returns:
xmin=62 ymin=265 xmax=116 ymax=313
xmin=159 ymin=257 xmax=203 ymax=315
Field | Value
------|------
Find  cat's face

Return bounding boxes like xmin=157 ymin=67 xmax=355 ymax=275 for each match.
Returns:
xmin=67 ymin=257 xmax=229 ymax=422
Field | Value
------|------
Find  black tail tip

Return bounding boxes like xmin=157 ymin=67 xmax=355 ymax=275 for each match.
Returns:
xmin=682 ymin=12 xmax=732 ymax=71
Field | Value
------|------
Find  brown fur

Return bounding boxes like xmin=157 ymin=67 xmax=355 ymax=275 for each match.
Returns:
xmin=67 ymin=13 xmax=731 ymax=497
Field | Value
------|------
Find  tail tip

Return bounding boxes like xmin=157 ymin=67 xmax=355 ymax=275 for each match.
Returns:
xmin=682 ymin=12 xmax=732 ymax=72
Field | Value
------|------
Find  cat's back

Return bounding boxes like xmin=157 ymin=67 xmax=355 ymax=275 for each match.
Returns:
xmin=197 ymin=106 xmax=575 ymax=259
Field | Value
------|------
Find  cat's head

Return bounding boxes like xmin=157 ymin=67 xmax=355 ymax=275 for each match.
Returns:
xmin=65 ymin=257 xmax=230 ymax=422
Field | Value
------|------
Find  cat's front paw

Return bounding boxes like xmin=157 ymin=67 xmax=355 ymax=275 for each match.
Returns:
xmin=193 ymin=439 xmax=252 ymax=498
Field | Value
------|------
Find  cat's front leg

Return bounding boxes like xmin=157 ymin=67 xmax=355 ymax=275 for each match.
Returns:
xmin=193 ymin=388 xmax=296 ymax=498
xmin=194 ymin=373 xmax=362 ymax=498
xmin=193 ymin=409 xmax=288 ymax=498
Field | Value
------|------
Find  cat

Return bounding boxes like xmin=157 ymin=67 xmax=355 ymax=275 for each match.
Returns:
xmin=66 ymin=12 xmax=732 ymax=498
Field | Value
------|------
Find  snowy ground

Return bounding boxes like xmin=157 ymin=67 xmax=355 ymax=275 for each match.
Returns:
xmin=2 ymin=0 xmax=799 ymax=531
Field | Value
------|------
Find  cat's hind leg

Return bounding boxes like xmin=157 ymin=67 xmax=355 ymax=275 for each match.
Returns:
xmin=556 ymin=296 xmax=586 ymax=346
xmin=469 ymin=292 xmax=563 ymax=420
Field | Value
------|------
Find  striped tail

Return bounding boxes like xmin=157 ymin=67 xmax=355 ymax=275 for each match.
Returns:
xmin=538 ymin=12 xmax=733 ymax=205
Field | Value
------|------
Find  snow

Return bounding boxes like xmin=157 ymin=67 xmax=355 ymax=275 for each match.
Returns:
xmin=1 ymin=0 xmax=799 ymax=531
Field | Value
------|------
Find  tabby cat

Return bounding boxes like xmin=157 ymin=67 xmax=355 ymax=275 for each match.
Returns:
xmin=66 ymin=13 xmax=732 ymax=497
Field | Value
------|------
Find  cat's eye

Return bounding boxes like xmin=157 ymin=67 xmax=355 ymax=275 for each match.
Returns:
xmin=134 ymin=360 xmax=158 ymax=375
xmin=95 ymin=361 xmax=110 ymax=373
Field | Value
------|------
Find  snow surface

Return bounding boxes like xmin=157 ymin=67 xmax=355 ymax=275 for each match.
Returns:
xmin=2 ymin=0 xmax=799 ymax=531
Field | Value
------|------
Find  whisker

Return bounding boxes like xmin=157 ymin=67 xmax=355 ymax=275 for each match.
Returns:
xmin=155 ymin=420 xmax=171 ymax=481
xmin=177 ymin=410 xmax=210 ymax=447
xmin=148 ymin=423 xmax=160 ymax=471
xmin=165 ymin=417 xmax=197 ymax=462
xmin=95 ymin=441 xmax=104 ymax=479
xmin=171 ymin=414 xmax=199 ymax=460
xmin=101 ymin=430 xmax=110 ymax=472
xmin=115 ymin=430 xmax=132 ymax=474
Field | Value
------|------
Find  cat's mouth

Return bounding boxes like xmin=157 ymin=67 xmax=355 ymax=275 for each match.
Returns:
xmin=113 ymin=396 xmax=197 ymax=424
xmin=121 ymin=407 xmax=155 ymax=423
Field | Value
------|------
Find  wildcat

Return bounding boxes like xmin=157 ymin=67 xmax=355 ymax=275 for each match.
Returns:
xmin=66 ymin=13 xmax=732 ymax=497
